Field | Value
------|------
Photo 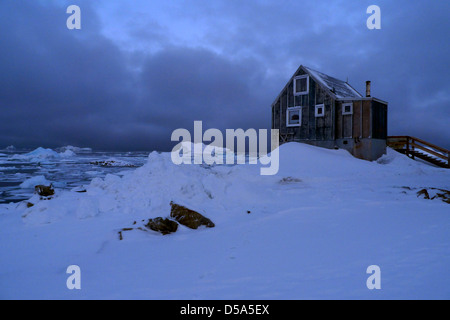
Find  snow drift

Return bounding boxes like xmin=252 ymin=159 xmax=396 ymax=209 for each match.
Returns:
xmin=0 ymin=143 xmax=449 ymax=299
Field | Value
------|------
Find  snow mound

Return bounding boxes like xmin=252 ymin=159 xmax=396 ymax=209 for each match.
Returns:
xmin=175 ymin=141 xmax=232 ymax=155
xmin=173 ymin=141 xmax=236 ymax=163
xmin=17 ymin=142 xmax=442 ymax=225
xmin=20 ymin=175 xmax=51 ymax=189
xmin=1 ymin=142 xmax=450 ymax=299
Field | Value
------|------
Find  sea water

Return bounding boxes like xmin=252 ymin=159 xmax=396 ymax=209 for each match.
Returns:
xmin=0 ymin=148 xmax=149 ymax=204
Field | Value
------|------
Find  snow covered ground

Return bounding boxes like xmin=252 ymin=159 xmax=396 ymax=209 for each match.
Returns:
xmin=0 ymin=143 xmax=449 ymax=300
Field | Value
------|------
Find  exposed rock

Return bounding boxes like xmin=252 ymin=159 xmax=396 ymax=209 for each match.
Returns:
xmin=118 ymin=218 xmax=178 ymax=239
xmin=90 ymin=160 xmax=136 ymax=167
xmin=144 ymin=217 xmax=179 ymax=235
xmin=416 ymin=187 xmax=450 ymax=204
xmin=417 ymin=188 xmax=430 ymax=199
xmin=279 ymin=176 xmax=302 ymax=184
xmin=433 ymin=189 xmax=450 ymax=204
xmin=170 ymin=201 xmax=215 ymax=229
xmin=118 ymin=203 xmax=215 ymax=240
xmin=118 ymin=227 xmax=140 ymax=240
xmin=34 ymin=184 xmax=54 ymax=197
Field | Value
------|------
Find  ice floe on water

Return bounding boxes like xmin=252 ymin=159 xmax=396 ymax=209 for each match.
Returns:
xmin=0 ymin=146 xmax=149 ymax=204
xmin=57 ymin=145 xmax=93 ymax=153
xmin=10 ymin=147 xmax=75 ymax=162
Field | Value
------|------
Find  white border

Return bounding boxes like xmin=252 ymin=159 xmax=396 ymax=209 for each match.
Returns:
xmin=286 ymin=106 xmax=302 ymax=127
xmin=342 ymin=102 xmax=353 ymax=115
xmin=315 ymin=104 xmax=325 ymax=117
xmin=293 ymin=75 xmax=309 ymax=96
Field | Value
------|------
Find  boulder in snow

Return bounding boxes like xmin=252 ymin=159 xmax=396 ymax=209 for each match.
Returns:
xmin=35 ymin=185 xmax=55 ymax=197
xmin=417 ymin=188 xmax=450 ymax=204
xmin=170 ymin=201 xmax=215 ymax=229
xmin=144 ymin=217 xmax=179 ymax=235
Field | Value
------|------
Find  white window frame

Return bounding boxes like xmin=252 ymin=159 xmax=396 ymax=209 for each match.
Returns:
xmin=315 ymin=104 xmax=325 ymax=117
xmin=286 ymin=106 xmax=302 ymax=127
xmin=342 ymin=102 xmax=353 ymax=115
xmin=293 ymin=75 xmax=309 ymax=96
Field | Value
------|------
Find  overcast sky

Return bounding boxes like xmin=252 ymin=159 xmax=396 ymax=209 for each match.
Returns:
xmin=0 ymin=0 xmax=449 ymax=151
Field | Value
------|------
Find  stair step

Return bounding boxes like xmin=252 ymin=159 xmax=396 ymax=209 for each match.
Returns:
xmin=389 ymin=136 xmax=448 ymax=169
xmin=404 ymin=150 xmax=447 ymax=168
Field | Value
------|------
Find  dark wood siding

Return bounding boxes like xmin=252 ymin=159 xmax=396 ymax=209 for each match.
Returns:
xmin=371 ymin=100 xmax=388 ymax=139
xmin=335 ymin=101 xmax=342 ymax=139
xmin=362 ymin=100 xmax=371 ymax=138
xmin=272 ymin=100 xmax=280 ymax=130
xmin=271 ymin=68 xmax=387 ymax=145
xmin=353 ymin=100 xmax=362 ymax=138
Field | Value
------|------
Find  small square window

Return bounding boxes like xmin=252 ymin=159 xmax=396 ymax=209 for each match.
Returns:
xmin=315 ymin=104 xmax=325 ymax=117
xmin=287 ymin=107 xmax=302 ymax=127
xmin=293 ymin=75 xmax=309 ymax=96
xmin=342 ymin=103 xmax=353 ymax=115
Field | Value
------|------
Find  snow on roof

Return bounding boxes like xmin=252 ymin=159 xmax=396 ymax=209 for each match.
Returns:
xmin=304 ymin=66 xmax=362 ymax=99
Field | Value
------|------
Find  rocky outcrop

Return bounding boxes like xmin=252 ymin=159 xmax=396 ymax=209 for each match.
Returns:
xmin=417 ymin=188 xmax=450 ymax=204
xmin=118 ymin=202 xmax=215 ymax=240
xmin=34 ymin=185 xmax=54 ymax=197
xmin=279 ymin=176 xmax=302 ymax=184
xmin=170 ymin=201 xmax=215 ymax=229
xmin=90 ymin=160 xmax=136 ymax=167
xmin=144 ymin=217 xmax=179 ymax=235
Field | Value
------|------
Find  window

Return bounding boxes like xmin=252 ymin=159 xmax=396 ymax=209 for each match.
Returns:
xmin=342 ymin=103 xmax=353 ymax=138
xmin=293 ymin=75 xmax=309 ymax=95
xmin=315 ymin=104 xmax=325 ymax=117
xmin=287 ymin=107 xmax=302 ymax=127
xmin=342 ymin=103 xmax=353 ymax=115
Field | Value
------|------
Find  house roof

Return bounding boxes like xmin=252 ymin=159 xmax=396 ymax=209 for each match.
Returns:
xmin=271 ymin=65 xmax=363 ymax=106
xmin=303 ymin=66 xmax=363 ymax=99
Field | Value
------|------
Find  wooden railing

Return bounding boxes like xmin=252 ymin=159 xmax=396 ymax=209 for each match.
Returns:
xmin=387 ymin=136 xmax=449 ymax=168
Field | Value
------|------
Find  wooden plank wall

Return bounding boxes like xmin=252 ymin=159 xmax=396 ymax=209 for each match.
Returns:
xmin=272 ymin=68 xmax=340 ymax=143
xmin=371 ymin=100 xmax=388 ymax=139
xmin=362 ymin=100 xmax=371 ymax=138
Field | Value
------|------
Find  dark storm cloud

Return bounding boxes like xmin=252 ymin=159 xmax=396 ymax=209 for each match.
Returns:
xmin=0 ymin=0 xmax=449 ymax=151
xmin=0 ymin=0 xmax=274 ymax=151
xmin=0 ymin=1 xmax=138 ymax=150
xmin=137 ymin=47 xmax=270 ymax=129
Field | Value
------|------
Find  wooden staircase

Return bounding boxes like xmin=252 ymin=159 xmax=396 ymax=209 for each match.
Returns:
xmin=387 ymin=136 xmax=449 ymax=168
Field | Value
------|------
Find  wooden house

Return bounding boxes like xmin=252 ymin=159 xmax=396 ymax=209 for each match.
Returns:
xmin=271 ymin=65 xmax=388 ymax=161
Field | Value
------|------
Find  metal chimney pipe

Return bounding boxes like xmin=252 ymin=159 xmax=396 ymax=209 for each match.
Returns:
xmin=366 ymin=81 xmax=371 ymax=97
